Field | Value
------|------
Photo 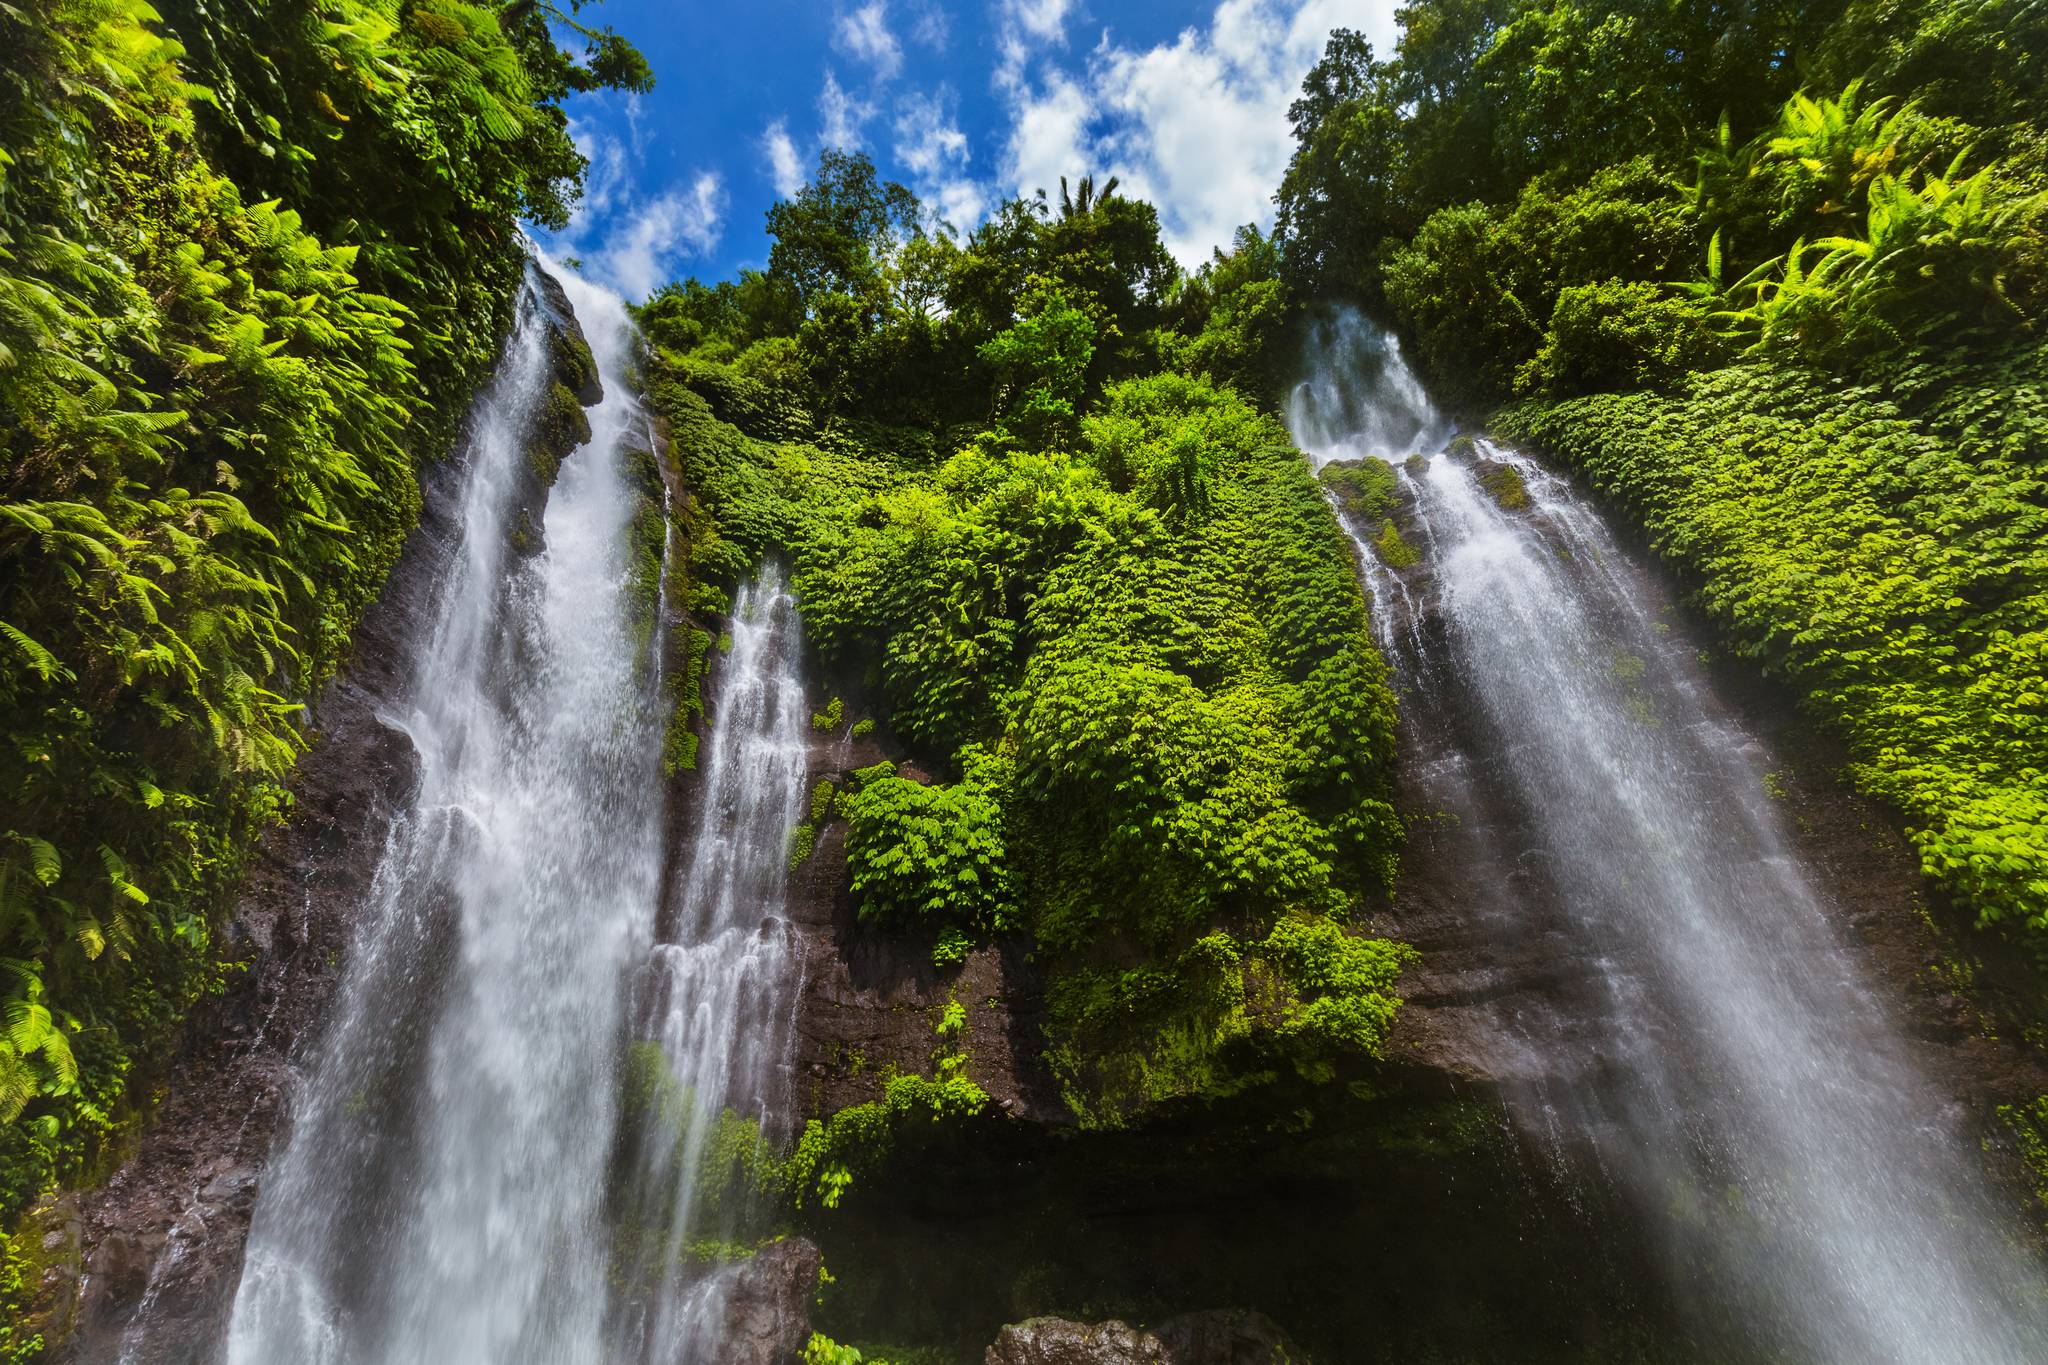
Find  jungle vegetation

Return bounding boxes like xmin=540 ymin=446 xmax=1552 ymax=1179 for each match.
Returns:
xmin=640 ymin=152 xmax=1413 ymax=1128
xmin=1269 ymin=0 xmax=2047 ymax=951
xmin=0 ymin=0 xmax=645 ymax=1307
xmin=6 ymin=0 xmax=2047 ymax=1348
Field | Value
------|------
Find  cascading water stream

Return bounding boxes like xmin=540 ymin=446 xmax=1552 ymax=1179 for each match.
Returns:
xmin=1291 ymin=308 xmax=2048 ymax=1362
xmin=611 ymin=567 xmax=807 ymax=1362
xmin=219 ymin=268 xmax=662 ymax=1365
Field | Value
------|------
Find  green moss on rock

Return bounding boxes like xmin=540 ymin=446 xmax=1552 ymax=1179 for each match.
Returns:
xmin=1372 ymin=519 xmax=1421 ymax=569
xmin=1318 ymin=458 xmax=1398 ymax=522
xmin=1476 ymin=461 xmax=1530 ymax=512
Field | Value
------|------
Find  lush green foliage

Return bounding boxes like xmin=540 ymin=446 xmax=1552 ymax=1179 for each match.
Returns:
xmin=840 ymin=754 xmax=1011 ymax=938
xmin=646 ymin=157 xmax=1412 ymax=1127
xmin=1277 ymin=0 xmax=2048 ymax=961
xmin=1279 ymin=1 xmax=2048 ymax=410
xmin=0 ymin=0 xmax=641 ymax=1300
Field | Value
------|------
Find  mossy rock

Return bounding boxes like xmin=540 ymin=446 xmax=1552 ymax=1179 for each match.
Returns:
xmin=525 ymin=442 xmax=562 ymax=489
xmin=548 ymin=324 xmax=602 ymax=406
xmin=533 ymin=381 xmax=591 ymax=475
xmin=1404 ymin=453 xmax=1430 ymax=477
xmin=623 ymin=445 xmax=667 ymax=502
xmin=1475 ymin=460 xmax=1530 ymax=512
xmin=1373 ymin=519 xmax=1421 ymax=569
xmin=1 ymin=1193 xmax=82 ymax=1357
xmin=508 ymin=509 xmax=542 ymax=556
xmin=1447 ymin=434 xmax=1478 ymax=459
xmin=1318 ymin=458 xmax=1399 ymax=522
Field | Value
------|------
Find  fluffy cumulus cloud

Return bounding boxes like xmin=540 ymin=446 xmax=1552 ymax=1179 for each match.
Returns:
xmin=995 ymin=0 xmax=1076 ymax=90
xmin=763 ymin=119 xmax=807 ymax=199
xmin=834 ymin=2 xmax=903 ymax=79
xmin=590 ymin=173 xmax=727 ymax=300
xmin=1007 ymin=0 xmax=1075 ymax=43
xmin=1002 ymin=69 xmax=1092 ymax=213
xmin=819 ymin=70 xmax=877 ymax=149
xmin=893 ymin=89 xmax=984 ymax=230
xmin=999 ymin=0 xmax=1402 ymax=265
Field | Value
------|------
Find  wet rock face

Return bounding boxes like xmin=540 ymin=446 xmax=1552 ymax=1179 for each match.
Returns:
xmin=59 ymin=698 xmax=424 ymax=1363
xmin=506 ymin=266 xmax=603 ymax=558
xmin=669 ymin=667 xmax=1063 ymax=1130
xmin=531 ymin=266 xmax=604 ymax=407
xmin=719 ymin=1236 xmax=822 ymax=1365
xmin=986 ymin=1311 xmax=1302 ymax=1365
xmin=988 ymin=1318 xmax=1167 ymax=1365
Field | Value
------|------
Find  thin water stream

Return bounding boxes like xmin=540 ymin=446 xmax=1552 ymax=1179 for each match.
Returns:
xmin=1289 ymin=307 xmax=2048 ymax=1362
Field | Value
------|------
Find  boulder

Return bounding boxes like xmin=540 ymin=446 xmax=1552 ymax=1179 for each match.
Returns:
xmin=720 ymin=1235 xmax=823 ymax=1365
xmin=986 ymin=1311 xmax=1302 ymax=1365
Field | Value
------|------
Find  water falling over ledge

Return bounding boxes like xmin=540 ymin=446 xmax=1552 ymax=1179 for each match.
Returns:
xmin=1291 ymin=305 xmax=2048 ymax=1363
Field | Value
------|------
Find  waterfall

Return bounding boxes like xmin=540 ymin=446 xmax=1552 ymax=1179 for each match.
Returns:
xmin=1287 ymin=306 xmax=1454 ymax=465
xmin=611 ymin=566 xmax=807 ymax=1361
xmin=1292 ymin=308 xmax=2048 ymax=1362
xmin=195 ymin=266 xmax=807 ymax=1365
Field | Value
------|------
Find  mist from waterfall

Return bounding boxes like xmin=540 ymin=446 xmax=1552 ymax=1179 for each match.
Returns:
xmin=1291 ymin=305 xmax=2048 ymax=1363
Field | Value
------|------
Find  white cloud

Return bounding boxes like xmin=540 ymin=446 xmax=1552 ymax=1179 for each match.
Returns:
xmin=763 ymin=119 xmax=806 ymax=198
xmin=819 ymin=70 xmax=877 ymax=149
xmin=931 ymin=179 xmax=988 ymax=232
xmin=592 ymin=172 xmax=727 ymax=300
xmin=906 ymin=0 xmax=949 ymax=50
xmin=893 ymin=90 xmax=984 ymax=231
xmin=893 ymin=91 xmax=969 ymax=179
xmin=993 ymin=0 xmax=1079 ymax=93
xmin=1001 ymin=69 xmax=1095 ymax=207
xmin=996 ymin=0 xmax=1403 ymax=266
xmin=834 ymin=2 xmax=903 ymax=79
xmin=1006 ymin=0 xmax=1076 ymax=43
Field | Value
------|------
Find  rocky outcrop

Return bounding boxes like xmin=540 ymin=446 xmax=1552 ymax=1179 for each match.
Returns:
xmin=989 ymin=1317 xmax=1168 ymax=1365
xmin=986 ymin=1311 xmax=1303 ymax=1365
xmin=719 ymin=1236 xmax=823 ymax=1365
xmin=533 ymin=267 xmax=604 ymax=407
xmin=656 ymin=658 xmax=1065 ymax=1129
xmin=506 ymin=270 xmax=600 ymax=558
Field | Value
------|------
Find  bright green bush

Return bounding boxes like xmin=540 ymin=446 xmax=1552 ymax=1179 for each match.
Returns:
xmin=1522 ymin=280 xmax=1727 ymax=396
xmin=840 ymin=752 xmax=1012 ymax=938
xmin=1380 ymin=160 xmax=1699 ymax=408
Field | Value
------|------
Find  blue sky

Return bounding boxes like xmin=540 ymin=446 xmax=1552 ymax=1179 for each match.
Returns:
xmin=540 ymin=0 xmax=1401 ymax=300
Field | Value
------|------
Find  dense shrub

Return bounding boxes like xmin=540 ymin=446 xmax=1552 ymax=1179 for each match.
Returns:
xmin=1523 ymin=281 xmax=1727 ymax=396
